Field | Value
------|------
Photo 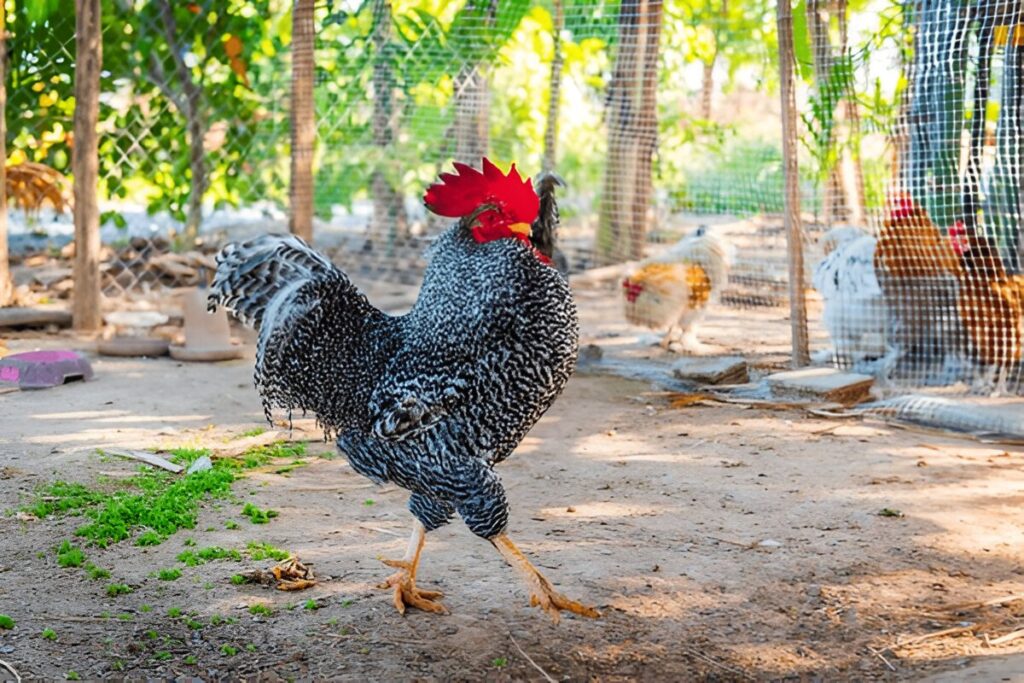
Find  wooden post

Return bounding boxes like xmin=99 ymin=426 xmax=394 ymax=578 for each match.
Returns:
xmin=776 ymin=0 xmax=810 ymax=367
xmin=0 ymin=5 xmax=11 ymax=306
xmin=289 ymin=0 xmax=315 ymax=243
xmin=72 ymin=0 xmax=102 ymax=331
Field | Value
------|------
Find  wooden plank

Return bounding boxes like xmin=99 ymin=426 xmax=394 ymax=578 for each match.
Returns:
xmin=72 ymin=0 xmax=103 ymax=332
xmin=106 ymin=449 xmax=183 ymax=474
xmin=767 ymin=367 xmax=873 ymax=406
xmin=672 ymin=356 xmax=749 ymax=385
xmin=0 ymin=307 xmax=73 ymax=328
xmin=289 ymin=0 xmax=315 ymax=243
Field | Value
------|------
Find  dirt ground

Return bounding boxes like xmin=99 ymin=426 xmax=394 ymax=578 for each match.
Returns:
xmin=2 ymin=315 xmax=1024 ymax=681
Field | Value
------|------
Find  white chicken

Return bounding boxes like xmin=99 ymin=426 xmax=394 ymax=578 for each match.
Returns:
xmin=621 ymin=226 xmax=732 ymax=353
xmin=811 ymin=226 xmax=891 ymax=372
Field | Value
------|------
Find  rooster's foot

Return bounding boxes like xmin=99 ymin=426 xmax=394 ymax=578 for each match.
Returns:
xmin=492 ymin=534 xmax=600 ymax=623
xmin=377 ymin=558 xmax=448 ymax=615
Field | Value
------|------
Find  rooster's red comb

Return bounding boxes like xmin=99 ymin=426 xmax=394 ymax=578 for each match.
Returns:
xmin=424 ymin=158 xmax=539 ymax=223
xmin=886 ymin=192 xmax=919 ymax=221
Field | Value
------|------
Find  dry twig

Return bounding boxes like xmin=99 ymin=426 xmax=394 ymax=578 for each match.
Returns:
xmin=509 ymin=633 xmax=556 ymax=683
xmin=0 ymin=658 xmax=20 ymax=683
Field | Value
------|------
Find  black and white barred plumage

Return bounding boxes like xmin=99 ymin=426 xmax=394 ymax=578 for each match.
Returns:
xmin=208 ymin=178 xmax=576 ymax=540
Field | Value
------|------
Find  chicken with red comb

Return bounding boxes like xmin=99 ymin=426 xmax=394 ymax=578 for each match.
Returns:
xmin=209 ymin=158 xmax=596 ymax=621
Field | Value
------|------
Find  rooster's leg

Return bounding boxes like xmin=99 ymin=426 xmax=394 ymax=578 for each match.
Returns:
xmin=377 ymin=520 xmax=447 ymax=615
xmin=491 ymin=534 xmax=600 ymax=623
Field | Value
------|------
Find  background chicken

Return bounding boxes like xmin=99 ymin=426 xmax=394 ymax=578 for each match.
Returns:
xmin=209 ymin=159 xmax=598 ymax=621
xmin=873 ymin=194 xmax=964 ymax=381
xmin=948 ymin=222 xmax=1024 ymax=392
xmin=811 ymin=225 xmax=891 ymax=373
xmin=621 ymin=225 xmax=732 ymax=353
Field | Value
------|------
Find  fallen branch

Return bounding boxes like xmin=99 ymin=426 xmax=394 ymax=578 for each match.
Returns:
xmin=509 ymin=633 xmax=556 ymax=683
xmin=926 ymin=594 xmax=1024 ymax=613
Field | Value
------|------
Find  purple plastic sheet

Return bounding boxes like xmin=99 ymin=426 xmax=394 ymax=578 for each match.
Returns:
xmin=0 ymin=350 xmax=94 ymax=389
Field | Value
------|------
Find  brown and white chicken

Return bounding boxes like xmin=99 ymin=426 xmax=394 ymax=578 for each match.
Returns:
xmin=621 ymin=226 xmax=732 ymax=353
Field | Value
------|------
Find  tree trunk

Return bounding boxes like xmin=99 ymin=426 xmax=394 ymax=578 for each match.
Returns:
xmin=453 ymin=0 xmax=497 ymax=165
xmin=836 ymin=0 xmax=865 ymax=225
xmin=0 ymin=8 xmax=11 ymax=307
xmin=289 ymin=0 xmax=315 ymax=243
xmin=806 ymin=0 xmax=849 ymax=226
xmin=901 ymin=0 xmax=969 ymax=226
xmin=988 ymin=4 xmax=1023 ymax=267
xmin=777 ymin=0 xmax=810 ymax=367
xmin=73 ymin=0 xmax=102 ymax=331
xmin=699 ymin=58 xmax=715 ymax=120
xmin=368 ymin=0 xmax=408 ymax=254
xmin=964 ymin=0 xmax=993 ymax=230
xmin=542 ymin=0 xmax=564 ymax=172
xmin=156 ymin=0 xmax=207 ymax=244
xmin=596 ymin=0 xmax=663 ymax=264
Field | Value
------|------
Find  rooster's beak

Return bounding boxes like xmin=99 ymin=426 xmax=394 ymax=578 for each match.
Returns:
xmin=509 ymin=222 xmax=532 ymax=237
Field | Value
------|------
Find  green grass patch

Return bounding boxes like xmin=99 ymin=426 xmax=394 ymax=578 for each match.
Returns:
xmin=248 ymin=603 xmax=273 ymax=617
xmin=41 ymin=628 xmax=57 ymax=641
xmin=66 ymin=671 xmax=81 ymax=681
xmin=239 ymin=427 xmax=266 ymax=438
xmin=229 ymin=574 xmax=246 ymax=585
xmin=221 ymin=441 xmax=306 ymax=470
xmin=154 ymin=651 xmax=172 ymax=661
xmin=106 ymin=583 xmax=132 ymax=597
xmin=220 ymin=644 xmax=238 ymax=656
xmin=167 ymin=607 xmax=182 ymax=618
xmin=177 ymin=546 xmax=242 ymax=566
xmin=85 ymin=564 xmax=110 ymax=580
xmin=241 ymin=502 xmax=278 ymax=525
xmin=0 ymin=615 xmax=14 ymax=629
xmin=184 ymin=655 xmax=198 ymax=665
xmin=157 ymin=568 xmax=182 ymax=581
xmin=56 ymin=541 xmax=85 ymax=568
xmin=303 ymin=599 xmax=318 ymax=610
xmin=246 ymin=541 xmax=289 ymax=561
xmin=27 ymin=449 xmax=235 ymax=548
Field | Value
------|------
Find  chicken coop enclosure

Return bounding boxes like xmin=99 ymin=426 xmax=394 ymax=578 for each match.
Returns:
xmin=2 ymin=0 xmax=1023 ymax=397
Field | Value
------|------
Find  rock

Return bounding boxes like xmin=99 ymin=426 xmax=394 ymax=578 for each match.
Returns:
xmin=758 ymin=539 xmax=782 ymax=548
xmin=766 ymin=367 xmax=873 ymax=406
xmin=187 ymin=456 xmax=213 ymax=474
xmin=672 ymin=356 xmax=748 ymax=385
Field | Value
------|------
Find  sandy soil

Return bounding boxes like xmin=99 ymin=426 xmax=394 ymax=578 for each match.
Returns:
xmin=2 ymin=322 xmax=1024 ymax=682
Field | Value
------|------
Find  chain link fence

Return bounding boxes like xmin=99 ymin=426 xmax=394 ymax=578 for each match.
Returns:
xmin=3 ymin=0 xmax=1023 ymax=395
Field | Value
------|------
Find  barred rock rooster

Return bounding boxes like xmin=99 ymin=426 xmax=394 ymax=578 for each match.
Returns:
xmin=621 ymin=226 xmax=732 ymax=353
xmin=208 ymin=159 xmax=598 ymax=621
xmin=948 ymin=222 xmax=1024 ymax=392
xmin=811 ymin=226 xmax=891 ymax=373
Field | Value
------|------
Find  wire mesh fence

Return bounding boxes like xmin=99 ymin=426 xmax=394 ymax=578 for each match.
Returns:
xmin=2 ymin=0 xmax=1022 ymax=395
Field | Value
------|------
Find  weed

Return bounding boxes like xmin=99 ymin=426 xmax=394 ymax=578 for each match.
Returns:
xmin=106 ymin=584 xmax=132 ymax=597
xmin=210 ymin=614 xmax=223 ymax=625
xmin=184 ymin=655 xmax=197 ymax=665
xmin=183 ymin=537 xmax=197 ymax=547
xmin=239 ymin=427 xmax=266 ymax=438
xmin=117 ymin=613 xmax=132 ymax=622
xmin=154 ymin=651 xmax=172 ymax=661
xmin=140 ymin=604 xmax=152 ymax=613
xmin=85 ymin=564 xmax=110 ymax=580
xmin=363 ymin=499 xmax=375 ymax=506
xmin=57 ymin=541 xmax=85 ymax=568
xmin=66 ymin=671 xmax=81 ymax=681
xmin=492 ymin=657 xmax=508 ymax=668
xmin=241 ymin=502 xmax=279 ymax=524
xmin=303 ymin=599 xmax=318 ymax=610
xmin=177 ymin=546 xmax=241 ymax=566
xmin=230 ymin=574 xmax=246 ymax=585
xmin=220 ymin=644 xmax=238 ymax=656
xmin=157 ymin=568 xmax=182 ymax=581
xmin=248 ymin=603 xmax=273 ymax=617
xmin=246 ymin=541 xmax=289 ymax=561
xmin=224 ymin=520 xmax=239 ymax=530
xmin=185 ymin=619 xmax=203 ymax=630
xmin=167 ymin=607 xmax=182 ymax=618
xmin=145 ymin=630 xmax=158 ymax=640
xmin=246 ymin=643 xmax=257 ymax=652
xmin=41 ymin=627 xmax=57 ymax=641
